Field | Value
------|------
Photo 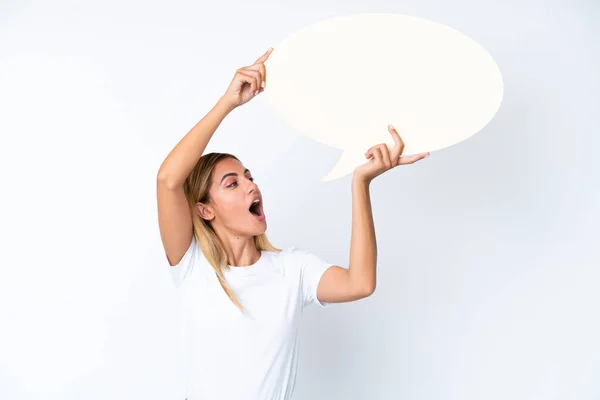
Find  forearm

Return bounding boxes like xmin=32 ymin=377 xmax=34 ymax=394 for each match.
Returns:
xmin=157 ymin=96 xmax=236 ymax=187
xmin=348 ymin=176 xmax=377 ymax=294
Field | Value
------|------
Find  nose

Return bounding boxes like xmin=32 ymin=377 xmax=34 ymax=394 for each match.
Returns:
xmin=247 ymin=178 xmax=259 ymax=194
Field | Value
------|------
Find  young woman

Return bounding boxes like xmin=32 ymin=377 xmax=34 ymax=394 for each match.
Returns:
xmin=157 ymin=47 xmax=429 ymax=400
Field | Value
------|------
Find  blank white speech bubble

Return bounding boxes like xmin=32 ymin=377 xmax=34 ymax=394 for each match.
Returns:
xmin=264 ymin=13 xmax=504 ymax=181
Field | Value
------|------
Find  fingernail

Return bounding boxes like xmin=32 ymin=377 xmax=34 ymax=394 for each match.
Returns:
xmin=389 ymin=124 xmax=395 ymax=130
xmin=255 ymin=90 xmax=259 ymax=95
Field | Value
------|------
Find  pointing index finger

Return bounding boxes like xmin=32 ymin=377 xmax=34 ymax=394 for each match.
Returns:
xmin=254 ymin=47 xmax=274 ymax=64
xmin=388 ymin=124 xmax=404 ymax=158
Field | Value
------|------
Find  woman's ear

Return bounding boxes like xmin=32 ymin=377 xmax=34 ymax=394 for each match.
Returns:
xmin=196 ymin=202 xmax=214 ymax=221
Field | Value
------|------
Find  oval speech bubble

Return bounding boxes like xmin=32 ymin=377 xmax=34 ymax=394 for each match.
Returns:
xmin=264 ymin=13 xmax=504 ymax=181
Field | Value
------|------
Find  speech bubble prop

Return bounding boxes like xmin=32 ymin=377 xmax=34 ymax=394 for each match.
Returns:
xmin=264 ymin=13 xmax=504 ymax=181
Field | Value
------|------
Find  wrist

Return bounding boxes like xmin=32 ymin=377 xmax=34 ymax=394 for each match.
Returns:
xmin=217 ymin=96 xmax=236 ymax=113
xmin=352 ymin=174 xmax=371 ymax=189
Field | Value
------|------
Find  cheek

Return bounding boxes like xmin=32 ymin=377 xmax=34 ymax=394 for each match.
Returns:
xmin=221 ymin=198 xmax=247 ymax=216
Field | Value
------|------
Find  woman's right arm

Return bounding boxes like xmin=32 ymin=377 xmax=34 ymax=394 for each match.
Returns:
xmin=157 ymin=47 xmax=273 ymax=186
xmin=157 ymin=98 xmax=235 ymax=187
xmin=157 ymin=47 xmax=273 ymax=266
xmin=156 ymin=99 xmax=234 ymax=266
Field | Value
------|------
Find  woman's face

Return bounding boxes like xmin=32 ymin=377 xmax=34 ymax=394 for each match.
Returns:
xmin=198 ymin=157 xmax=267 ymax=237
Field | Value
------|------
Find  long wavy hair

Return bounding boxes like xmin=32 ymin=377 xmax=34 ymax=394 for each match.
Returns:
xmin=182 ymin=152 xmax=281 ymax=313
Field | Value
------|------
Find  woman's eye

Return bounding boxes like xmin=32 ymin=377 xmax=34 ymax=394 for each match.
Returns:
xmin=227 ymin=177 xmax=253 ymax=188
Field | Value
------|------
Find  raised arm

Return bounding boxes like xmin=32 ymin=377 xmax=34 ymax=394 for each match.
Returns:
xmin=156 ymin=98 xmax=234 ymax=266
xmin=157 ymin=98 xmax=234 ymax=188
xmin=157 ymin=47 xmax=273 ymax=266
xmin=316 ymin=125 xmax=430 ymax=302
xmin=157 ymin=46 xmax=273 ymax=186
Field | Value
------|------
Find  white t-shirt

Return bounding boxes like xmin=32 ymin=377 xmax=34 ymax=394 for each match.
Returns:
xmin=169 ymin=235 xmax=335 ymax=400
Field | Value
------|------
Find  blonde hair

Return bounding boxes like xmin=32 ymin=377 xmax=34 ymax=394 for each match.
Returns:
xmin=182 ymin=152 xmax=281 ymax=313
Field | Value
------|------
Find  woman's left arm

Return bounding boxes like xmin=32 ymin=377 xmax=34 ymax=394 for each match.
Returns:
xmin=347 ymin=124 xmax=430 ymax=294
xmin=316 ymin=125 xmax=429 ymax=303
xmin=347 ymin=176 xmax=377 ymax=293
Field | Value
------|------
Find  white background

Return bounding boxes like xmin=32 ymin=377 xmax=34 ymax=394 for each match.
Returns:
xmin=0 ymin=1 xmax=598 ymax=399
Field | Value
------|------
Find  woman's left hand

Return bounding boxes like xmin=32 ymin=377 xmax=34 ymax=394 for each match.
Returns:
xmin=353 ymin=124 xmax=430 ymax=184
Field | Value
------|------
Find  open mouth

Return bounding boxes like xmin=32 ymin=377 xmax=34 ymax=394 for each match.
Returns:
xmin=249 ymin=200 xmax=264 ymax=218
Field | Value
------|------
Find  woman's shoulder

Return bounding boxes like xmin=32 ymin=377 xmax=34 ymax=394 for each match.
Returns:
xmin=269 ymin=245 xmax=312 ymax=265
xmin=270 ymin=245 xmax=303 ymax=255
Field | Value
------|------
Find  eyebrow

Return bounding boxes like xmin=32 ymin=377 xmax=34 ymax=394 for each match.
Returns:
xmin=220 ymin=168 xmax=250 ymax=184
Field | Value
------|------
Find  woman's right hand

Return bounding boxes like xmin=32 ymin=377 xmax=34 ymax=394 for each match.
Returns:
xmin=221 ymin=47 xmax=274 ymax=109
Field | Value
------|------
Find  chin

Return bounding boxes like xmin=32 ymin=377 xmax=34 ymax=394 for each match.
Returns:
xmin=254 ymin=223 xmax=267 ymax=236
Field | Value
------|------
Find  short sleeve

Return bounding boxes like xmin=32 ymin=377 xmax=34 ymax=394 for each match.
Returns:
xmin=168 ymin=234 xmax=199 ymax=289
xmin=298 ymin=249 xmax=335 ymax=308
